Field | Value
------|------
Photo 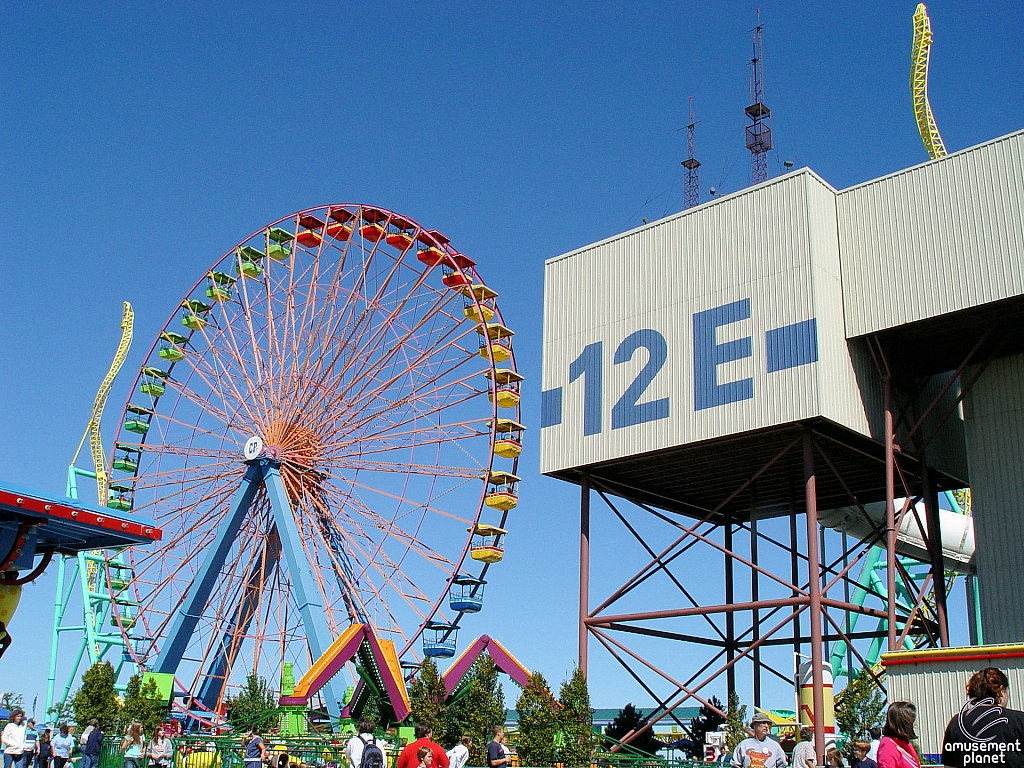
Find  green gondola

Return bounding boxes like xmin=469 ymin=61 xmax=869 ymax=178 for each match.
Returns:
xmin=159 ymin=332 xmax=187 ymax=361
xmin=123 ymin=405 xmax=152 ymax=434
xmin=140 ymin=366 xmax=169 ymax=396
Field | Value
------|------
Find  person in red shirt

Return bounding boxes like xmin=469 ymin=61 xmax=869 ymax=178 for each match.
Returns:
xmin=397 ymin=724 xmax=449 ymax=768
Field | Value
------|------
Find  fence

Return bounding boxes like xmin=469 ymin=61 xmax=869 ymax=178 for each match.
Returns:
xmin=92 ymin=736 xmax=710 ymax=768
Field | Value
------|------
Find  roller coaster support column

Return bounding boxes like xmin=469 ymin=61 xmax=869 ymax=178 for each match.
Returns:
xmin=263 ymin=461 xmax=342 ymax=720
xmin=154 ymin=462 xmax=264 ymax=674
xmin=803 ymin=428 xmax=825 ymax=764
xmin=579 ymin=473 xmax=590 ymax=676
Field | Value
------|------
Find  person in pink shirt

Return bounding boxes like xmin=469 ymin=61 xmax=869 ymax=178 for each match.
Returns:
xmin=877 ymin=702 xmax=921 ymax=768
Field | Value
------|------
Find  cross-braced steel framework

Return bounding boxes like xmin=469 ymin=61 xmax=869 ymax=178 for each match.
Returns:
xmin=573 ymin=325 xmax=1008 ymax=761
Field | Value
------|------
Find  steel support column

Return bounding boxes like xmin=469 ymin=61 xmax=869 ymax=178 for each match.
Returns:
xmin=921 ymin=465 xmax=949 ymax=646
xmin=803 ymin=429 xmax=825 ymax=763
xmin=580 ymin=473 xmax=591 ymax=676
xmin=155 ymin=461 xmax=264 ymax=673
xmin=884 ymin=374 xmax=898 ymax=651
xmin=263 ymin=461 xmax=343 ymax=720
xmin=196 ymin=528 xmax=282 ymax=710
xmin=724 ymin=520 xmax=736 ymax=696
xmin=750 ymin=491 xmax=761 ymax=707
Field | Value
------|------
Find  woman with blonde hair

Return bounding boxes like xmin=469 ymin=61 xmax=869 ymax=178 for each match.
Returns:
xmin=121 ymin=722 xmax=145 ymax=768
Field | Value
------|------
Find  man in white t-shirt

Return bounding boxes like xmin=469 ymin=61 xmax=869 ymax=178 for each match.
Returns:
xmin=446 ymin=736 xmax=472 ymax=768
xmin=731 ymin=713 xmax=788 ymax=768
xmin=345 ymin=719 xmax=388 ymax=768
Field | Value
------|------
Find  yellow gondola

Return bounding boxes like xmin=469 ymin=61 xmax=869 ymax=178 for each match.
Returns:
xmin=485 ymin=368 xmax=524 ymax=408
xmin=477 ymin=323 xmax=514 ymax=362
xmin=492 ymin=419 xmax=525 ymax=459
xmin=484 ymin=471 xmax=520 ymax=510
xmin=469 ymin=524 xmax=508 ymax=563
xmin=460 ymin=283 xmax=498 ymax=323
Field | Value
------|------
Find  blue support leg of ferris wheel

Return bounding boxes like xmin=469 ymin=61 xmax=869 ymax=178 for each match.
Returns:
xmin=262 ymin=460 xmax=344 ymax=724
xmin=154 ymin=461 xmax=264 ymax=675
xmin=195 ymin=526 xmax=282 ymax=711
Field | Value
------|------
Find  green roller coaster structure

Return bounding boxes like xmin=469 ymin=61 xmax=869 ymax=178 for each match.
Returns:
xmin=829 ymin=490 xmax=981 ymax=682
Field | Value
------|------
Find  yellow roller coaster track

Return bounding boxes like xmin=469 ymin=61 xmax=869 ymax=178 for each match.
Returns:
xmin=71 ymin=302 xmax=134 ymax=504
xmin=911 ymin=3 xmax=947 ymax=160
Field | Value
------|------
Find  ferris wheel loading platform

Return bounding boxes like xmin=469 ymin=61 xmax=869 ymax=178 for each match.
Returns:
xmin=540 ymin=128 xmax=1024 ymax=709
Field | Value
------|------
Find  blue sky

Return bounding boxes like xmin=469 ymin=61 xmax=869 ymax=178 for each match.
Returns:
xmin=1 ymin=0 xmax=1020 ymax=717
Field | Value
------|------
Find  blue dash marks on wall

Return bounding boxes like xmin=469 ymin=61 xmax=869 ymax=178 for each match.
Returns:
xmin=765 ymin=319 xmax=819 ymax=374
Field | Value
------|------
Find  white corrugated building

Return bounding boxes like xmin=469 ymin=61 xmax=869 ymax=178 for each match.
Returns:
xmin=541 ymin=129 xmax=1024 ymax=641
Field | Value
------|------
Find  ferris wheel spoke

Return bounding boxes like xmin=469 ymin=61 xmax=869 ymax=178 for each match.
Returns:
xmin=207 ymin=298 xmax=276 ymax=425
xmin=126 ymin=442 xmax=238 ymax=461
xmin=147 ymin=405 xmax=249 ymax=445
xmin=331 ymin=492 xmax=461 ymax=575
xmin=294 ymin=270 xmax=453 ymax=423
xmin=334 ymin=416 xmax=490 ymax=455
xmin=204 ymin=299 xmax=278 ymax=430
xmin=328 ymin=459 xmax=481 ymax=480
xmin=230 ymin=257 xmax=275 ymax=412
xmin=130 ymin=461 xmax=238 ymax=491
xmin=312 ymin=508 xmax=437 ymax=626
xmin=312 ymin=484 xmax=449 ymax=596
xmin=168 ymin=323 xmax=260 ymax=429
xmin=297 ymin=492 xmax=379 ymax=628
xmin=336 ymin=477 xmax=476 ymax=526
xmin=333 ymin=366 xmax=487 ymax=443
xmin=336 ymin=331 xmax=481 ymax=425
xmin=186 ymin=316 xmax=269 ymax=428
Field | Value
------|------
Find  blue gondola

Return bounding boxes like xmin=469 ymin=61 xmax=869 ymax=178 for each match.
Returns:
xmin=422 ymin=621 xmax=458 ymax=658
xmin=449 ymin=576 xmax=486 ymax=613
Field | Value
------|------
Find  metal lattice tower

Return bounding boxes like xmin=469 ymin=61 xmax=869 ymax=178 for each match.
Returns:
xmin=682 ymin=97 xmax=701 ymax=210
xmin=745 ymin=11 xmax=772 ymax=184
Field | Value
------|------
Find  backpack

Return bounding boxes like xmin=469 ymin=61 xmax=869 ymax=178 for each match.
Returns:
xmin=358 ymin=736 xmax=385 ymax=768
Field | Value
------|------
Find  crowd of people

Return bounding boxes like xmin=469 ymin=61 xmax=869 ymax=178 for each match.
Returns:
xmin=6 ymin=665 xmax=1022 ymax=768
xmin=1 ymin=714 xmax=173 ymax=768
xmin=730 ymin=666 xmax=1024 ymax=768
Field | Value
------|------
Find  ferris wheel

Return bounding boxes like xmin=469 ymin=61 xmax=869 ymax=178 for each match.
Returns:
xmin=103 ymin=205 xmax=524 ymax=720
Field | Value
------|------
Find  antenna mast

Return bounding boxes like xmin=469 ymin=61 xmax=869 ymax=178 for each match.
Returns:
xmin=745 ymin=10 xmax=772 ymax=184
xmin=683 ymin=97 xmax=701 ymax=209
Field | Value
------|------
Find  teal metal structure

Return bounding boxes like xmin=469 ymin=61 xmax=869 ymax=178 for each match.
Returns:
xmin=45 ymin=466 xmax=135 ymax=718
xmin=829 ymin=491 xmax=976 ymax=681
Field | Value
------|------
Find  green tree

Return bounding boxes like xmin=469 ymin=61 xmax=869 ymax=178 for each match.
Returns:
xmin=226 ymin=674 xmax=278 ymax=732
xmin=725 ymin=692 xmax=747 ymax=753
xmin=557 ymin=668 xmax=592 ymax=768
xmin=604 ymin=704 xmax=663 ymax=757
xmin=688 ymin=697 xmax=727 ymax=760
xmin=72 ymin=661 xmax=121 ymax=732
xmin=515 ymin=673 xmax=559 ymax=767
xmin=1 ymin=692 xmax=25 ymax=712
xmin=835 ymin=670 xmax=885 ymax=749
xmin=119 ymin=674 xmax=164 ymax=738
xmin=457 ymin=656 xmax=507 ymax=763
xmin=408 ymin=659 xmax=451 ymax=738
